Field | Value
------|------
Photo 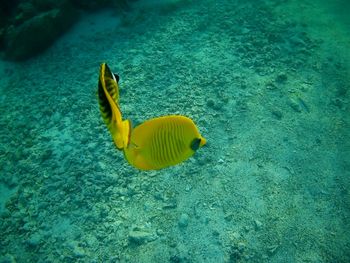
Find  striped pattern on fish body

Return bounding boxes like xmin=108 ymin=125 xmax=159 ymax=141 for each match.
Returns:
xmin=124 ymin=115 xmax=206 ymax=170
xmin=97 ymin=63 xmax=206 ymax=170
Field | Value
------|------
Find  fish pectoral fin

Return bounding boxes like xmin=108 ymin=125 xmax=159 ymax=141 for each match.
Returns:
xmin=122 ymin=119 xmax=132 ymax=148
xmin=127 ymin=147 xmax=153 ymax=170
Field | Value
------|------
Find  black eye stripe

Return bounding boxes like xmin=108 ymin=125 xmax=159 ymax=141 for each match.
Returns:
xmin=190 ymin=138 xmax=201 ymax=151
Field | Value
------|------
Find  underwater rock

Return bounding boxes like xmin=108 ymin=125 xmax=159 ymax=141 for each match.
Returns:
xmin=128 ymin=230 xmax=157 ymax=245
xmin=26 ymin=232 xmax=42 ymax=247
xmin=0 ymin=0 xmax=137 ymax=57
xmin=3 ymin=1 xmax=77 ymax=60
xmin=0 ymin=254 xmax=16 ymax=263
xmin=69 ymin=0 xmax=111 ymax=10
xmin=1 ymin=210 xmax=11 ymax=219
xmin=271 ymin=109 xmax=282 ymax=120
xmin=67 ymin=241 xmax=86 ymax=258
xmin=237 ymin=242 xmax=246 ymax=252
xmin=70 ymin=0 xmax=133 ymax=11
xmin=12 ymin=2 xmax=37 ymax=25
xmin=0 ymin=2 xmax=18 ymax=42
xmin=288 ymin=96 xmax=310 ymax=113
xmin=275 ymin=73 xmax=288 ymax=84
xmin=267 ymin=244 xmax=279 ymax=256
xmin=206 ymin=99 xmax=215 ymax=108
xmin=206 ymin=98 xmax=223 ymax=110
xmin=331 ymin=98 xmax=344 ymax=109
xmin=32 ymin=0 xmax=68 ymax=11
xmin=335 ymin=83 xmax=348 ymax=97
xmin=254 ymin=219 xmax=263 ymax=230
xmin=288 ymin=98 xmax=302 ymax=113
xmin=72 ymin=245 xmax=86 ymax=258
xmin=178 ymin=213 xmax=189 ymax=228
xmin=170 ymin=254 xmax=189 ymax=263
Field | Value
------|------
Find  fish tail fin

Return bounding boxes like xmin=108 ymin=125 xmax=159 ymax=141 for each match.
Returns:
xmin=98 ymin=63 xmax=125 ymax=150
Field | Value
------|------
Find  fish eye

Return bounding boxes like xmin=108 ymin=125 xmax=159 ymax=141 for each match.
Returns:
xmin=190 ymin=138 xmax=202 ymax=151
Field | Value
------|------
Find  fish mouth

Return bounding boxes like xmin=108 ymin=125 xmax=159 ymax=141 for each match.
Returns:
xmin=200 ymin=137 xmax=207 ymax=147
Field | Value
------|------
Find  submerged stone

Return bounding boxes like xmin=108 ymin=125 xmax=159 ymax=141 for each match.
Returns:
xmin=128 ymin=230 xmax=157 ymax=245
xmin=0 ymin=254 xmax=16 ymax=263
xmin=27 ymin=233 xmax=41 ymax=247
xmin=3 ymin=1 xmax=77 ymax=60
xmin=178 ymin=213 xmax=189 ymax=228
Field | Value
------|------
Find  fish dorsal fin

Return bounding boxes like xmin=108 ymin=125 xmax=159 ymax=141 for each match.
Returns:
xmin=98 ymin=63 xmax=124 ymax=149
xmin=101 ymin=63 xmax=119 ymax=102
xmin=113 ymin=73 xmax=120 ymax=83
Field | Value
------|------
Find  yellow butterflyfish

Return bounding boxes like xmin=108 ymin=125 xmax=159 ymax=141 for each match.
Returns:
xmin=97 ymin=63 xmax=206 ymax=170
xmin=98 ymin=63 xmax=131 ymax=149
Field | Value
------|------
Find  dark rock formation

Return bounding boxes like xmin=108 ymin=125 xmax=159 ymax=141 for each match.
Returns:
xmin=0 ymin=0 xmax=137 ymax=61
xmin=0 ymin=0 xmax=20 ymax=50
xmin=70 ymin=0 xmax=136 ymax=11
xmin=3 ymin=1 xmax=77 ymax=60
xmin=70 ymin=0 xmax=112 ymax=10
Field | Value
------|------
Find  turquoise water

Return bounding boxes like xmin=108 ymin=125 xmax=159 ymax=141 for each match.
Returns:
xmin=0 ymin=0 xmax=349 ymax=262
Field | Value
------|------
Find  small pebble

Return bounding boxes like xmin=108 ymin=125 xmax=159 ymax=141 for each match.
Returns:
xmin=254 ymin=219 xmax=263 ymax=230
xmin=288 ymin=98 xmax=301 ymax=112
xmin=178 ymin=213 xmax=189 ymax=228
xmin=271 ymin=109 xmax=282 ymax=120
xmin=0 ymin=254 xmax=16 ymax=263
xmin=128 ymin=230 xmax=155 ymax=245
xmin=27 ymin=233 xmax=41 ymax=247
xmin=267 ymin=244 xmax=279 ymax=255
xmin=206 ymin=99 xmax=215 ymax=108
xmin=73 ymin=246 xmax=86 ymax=258
xmin=206 ymin=99 xmax=222 ymax=110
xmin=275 ymin=73 xmax=287 ymax=84
xmin=237 ymin=242 xmax=246 ymax=252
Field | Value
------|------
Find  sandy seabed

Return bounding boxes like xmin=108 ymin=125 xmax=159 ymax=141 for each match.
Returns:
xmin=0 ymin=0 xmax=349 ymax=262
